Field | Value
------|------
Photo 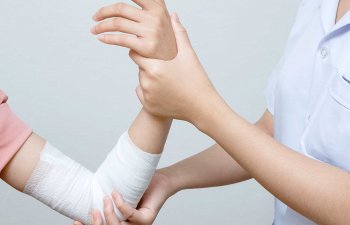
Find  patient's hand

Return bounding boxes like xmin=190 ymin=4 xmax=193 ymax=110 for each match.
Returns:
xmin=92 ymin=0 xmax=177 ymax=60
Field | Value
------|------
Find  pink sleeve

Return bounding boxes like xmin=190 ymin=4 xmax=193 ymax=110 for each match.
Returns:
xmin=0 ymin=91 xmax=32 ymax=172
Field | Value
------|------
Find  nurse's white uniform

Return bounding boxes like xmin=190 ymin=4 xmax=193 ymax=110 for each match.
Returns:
xmin=264 ymin=0 xmax=350 ymax=224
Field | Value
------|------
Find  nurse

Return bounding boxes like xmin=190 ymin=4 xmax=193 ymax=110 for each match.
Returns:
xmin=94 ymin=0 xmax=350 ymax=224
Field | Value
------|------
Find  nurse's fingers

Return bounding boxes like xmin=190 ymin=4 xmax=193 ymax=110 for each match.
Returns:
xmin=112 ymin=192 xmax=145 ymax=224
xmin=103 ymin=197 xmax=121 ymax=225
xmin=93 ymin=3 xmax=143 ymax=22
xmin=135 ymin=85 xmax=145 ymax=106
xmin=129 ymin=50 xmax=157 ymax=71
xmin=73 ymin=222 xmax=84 ymax=225
xmin=92 ymin=210 xmax=103 ymax=225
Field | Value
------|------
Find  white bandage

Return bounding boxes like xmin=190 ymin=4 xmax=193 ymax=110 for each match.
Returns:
xmin=24 ymin=132 xmax=161 ymax=224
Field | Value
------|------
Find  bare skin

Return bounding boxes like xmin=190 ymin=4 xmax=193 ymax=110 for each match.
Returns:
xmin=0 ymin=1 xmax=176 ymax=223
xmin=336 ymin=0 xmax=350 ymax=23
xmin=122 ymin=2 xmax=350 ymax=225
xmin=86 ymin=110 xmax=273 ymax=225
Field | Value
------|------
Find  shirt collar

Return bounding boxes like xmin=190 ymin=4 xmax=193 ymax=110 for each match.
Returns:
xmin=321 ymin=0 xmax=350 ymax=34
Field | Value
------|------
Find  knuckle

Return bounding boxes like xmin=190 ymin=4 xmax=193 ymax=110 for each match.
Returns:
xmin=113 ymin=3 xmax=125 ymax=14
xmin=103 ymin=207 xmax=111 ymax=216
xmin=141 ymin=79 xmax=151 ymax=92
xmin=122 ymin=208 xmax=134 ymax=219
xmin=148 ymin=65 xmax=162 ymax=76
xmin=154 ymin=5 xmax=166 ymax=16
xmin=116 ymin=35 xmax=126 ymax=45
xmin=112 ymin=18 xmax=121 ymax=29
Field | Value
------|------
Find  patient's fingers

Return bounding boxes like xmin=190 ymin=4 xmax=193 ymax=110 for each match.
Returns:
xmin=98 ymin=34 xmax=142 ymax=53
xmin=131 ymin=0 xmax=156 ymax=10
xmin=92 ymin=210 xmax=103 ymax=225
xmin=92 ymin=17 xmax=143 ymax=36
xmin=112 ymin=192 xmax=144 ymax=223
xmin=103 ymin=197 xmax=121 ymax=225
xmin=153 ymin=0 xmax=166 ymax=8
xmin=94 ymin=3 xmax=143 ymax=22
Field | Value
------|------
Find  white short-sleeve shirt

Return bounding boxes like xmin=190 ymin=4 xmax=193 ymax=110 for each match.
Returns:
xmin=264 ymin=0 xmax=350 ymax=224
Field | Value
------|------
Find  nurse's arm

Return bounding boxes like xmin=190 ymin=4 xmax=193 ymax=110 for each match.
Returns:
xmin=104 ymin=111 xmax=274 ymax=225
xmin=196 ymin=99 xmax=350 ymax=225
xmin=159 ymin=110 xmax=273 ymax=192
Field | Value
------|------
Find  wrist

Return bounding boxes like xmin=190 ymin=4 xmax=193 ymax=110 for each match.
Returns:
xmin=191 ymin=92 xmax=232 ymax=135
xmin=157 ymin=166 xmax=183 ymax=196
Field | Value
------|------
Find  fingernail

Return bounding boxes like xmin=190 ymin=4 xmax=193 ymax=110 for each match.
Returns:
xmin=98 ymin=34 xmax=105 ymax=41
xmin=90 ymin=27 xmax=96 ymax=34
xmin=93 ymin=14 xmax=98 ymax=21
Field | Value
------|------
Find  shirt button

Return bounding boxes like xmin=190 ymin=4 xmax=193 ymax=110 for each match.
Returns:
xmin=320 ymin=48 xmax=329 ymax=59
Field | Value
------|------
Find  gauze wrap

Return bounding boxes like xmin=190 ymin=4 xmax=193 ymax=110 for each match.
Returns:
xmin=24 ymin=132 xmax=161 ymax=225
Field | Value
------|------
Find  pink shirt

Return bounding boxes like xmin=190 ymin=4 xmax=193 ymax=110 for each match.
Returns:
xmin=0 ymin=91 xmax=32 ymax=172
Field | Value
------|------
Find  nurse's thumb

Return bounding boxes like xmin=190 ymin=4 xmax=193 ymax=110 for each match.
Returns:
xmin=171 ymin=13 xmax=192 ymax=52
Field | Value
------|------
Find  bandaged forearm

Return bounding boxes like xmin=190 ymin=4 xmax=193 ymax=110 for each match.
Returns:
xmin=23 ymin=132 xmax=161 ymax=224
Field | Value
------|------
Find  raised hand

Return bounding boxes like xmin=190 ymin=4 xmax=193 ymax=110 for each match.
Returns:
xmin=92 ymin=0 xmax=177 ymax=60
xmin=131 ymin=14 xmax=220 ymax=126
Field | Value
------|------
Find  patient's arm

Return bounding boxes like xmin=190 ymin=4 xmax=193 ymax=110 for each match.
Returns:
xmin=1 ymin=0 xmax=177 ymax=223
xmin=0 ymin=133 xmax=44 ymax=191
xmin=80 ymin=111 xmax=274 ymax=225
xmin=91 ymin=0 xmax=178 ymax=154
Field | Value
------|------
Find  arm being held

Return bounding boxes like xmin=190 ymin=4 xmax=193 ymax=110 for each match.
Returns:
xmin=2 ymin=0 xmax=178 ymax=224
xmin=2 ymin=130 xmax=161 ymax=224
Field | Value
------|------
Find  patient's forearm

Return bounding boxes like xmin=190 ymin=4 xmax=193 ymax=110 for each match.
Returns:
xmin=128 ymin=108 xmax=172 ymax=154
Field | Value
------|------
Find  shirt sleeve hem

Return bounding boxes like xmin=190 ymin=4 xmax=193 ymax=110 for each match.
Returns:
xmin=0 ymin=104 xmax=33 ymax=172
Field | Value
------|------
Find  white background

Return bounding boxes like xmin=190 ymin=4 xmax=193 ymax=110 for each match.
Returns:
xmin=0 ymin=0 xmax=300 ymax=224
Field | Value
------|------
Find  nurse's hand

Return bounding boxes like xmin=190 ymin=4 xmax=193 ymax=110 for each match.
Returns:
xmin=111 ymin=172 xmax=175 ymax=225
xmin=74 ymin=172 xmax=176 ymax=225
xmin=91 ymin=0 xmax=177 ymax=60
xmin=74 ymin=197 xmax=121 ymax=225
xmin=130 ymin=14 xmax=222 ymax=128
